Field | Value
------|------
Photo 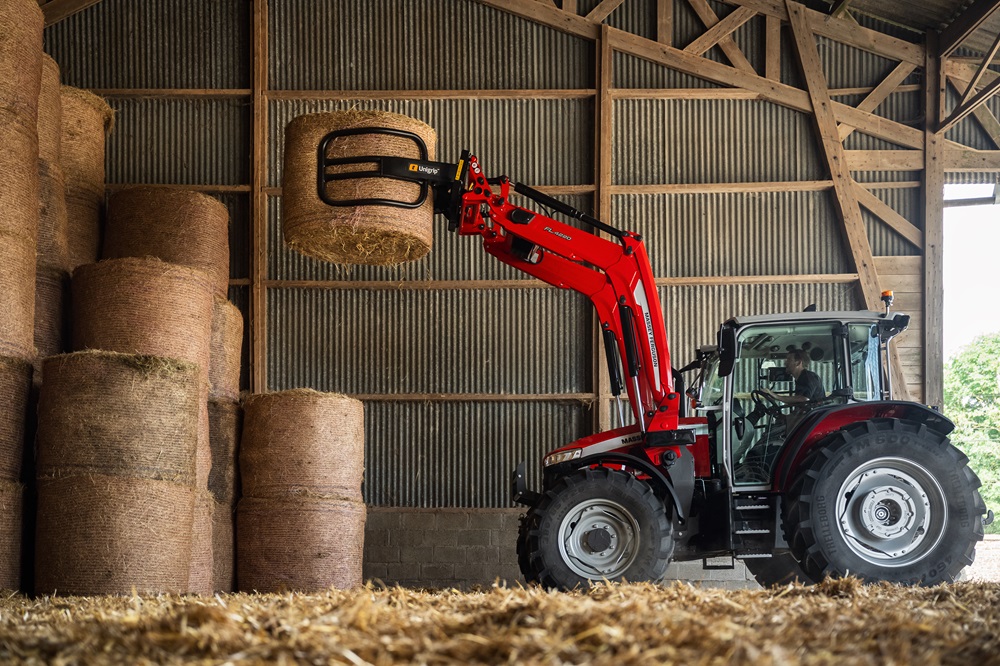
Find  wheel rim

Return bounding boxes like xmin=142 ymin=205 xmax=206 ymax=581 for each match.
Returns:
xmin=835 ymin=456 xmax=947 ymax=567
xmin=558 ymin=499 xmax=641 ymax=579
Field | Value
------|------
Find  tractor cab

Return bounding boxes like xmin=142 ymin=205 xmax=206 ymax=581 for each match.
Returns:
xmin=692 ymin=310 xmax=911 ymax=489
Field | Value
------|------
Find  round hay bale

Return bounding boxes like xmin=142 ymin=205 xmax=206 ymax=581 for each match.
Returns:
xmin=236 ymin=494 xmax=365 ymax=592
xmin=196 ymin=399 xmax=211 ymax=490
xmin=33 ymin=265 xmax=69 ymax=361
xmin=0 ymin=480 xmax=23 ymax=590
xmin=0 ymin=228 xmax=37 ymax=360
xmin=37 ymin=54 xmax=61 ymax=165
xmin=208 ymin=398 xmax=241 ymax=505
xmin=36 ymin=351 xmax=200 ymax=485
xmin=0 ymin=356 xmax=32 ymax=482
xmin=0 ymin=0 xmax=43 ymax=126
xmin=241 ymin=389 xmax=364 ymax=500
xmin=71 ymin=257 xmax=215 ymax=386
xmin=104 ymin=188 xmax=231 ymax=298
xmin=34 ymin=473 xmax=195 ymax=595
xmin=212 ymin=498 xmax=234 ymax=593
xmin=282 ymin=110 xmax=436 ymax=265
xmin=60 ymin=86 xmax=113 ymax=201
xmin=37 ymin=159 xmax=69 ymax=270
xmin=188 ymin=489 xmax=215 ymax=595
xmin=64 ymin=188 xmax=102 ymax=270
xmin=0 ymin=109 xmax=40 ymax=244
xmin=209 ymin=298 xmax=243 ymax=401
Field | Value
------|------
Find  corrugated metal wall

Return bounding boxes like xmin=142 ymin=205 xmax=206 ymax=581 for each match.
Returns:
xmin=43 ymin=0 xmax=950 ymax=507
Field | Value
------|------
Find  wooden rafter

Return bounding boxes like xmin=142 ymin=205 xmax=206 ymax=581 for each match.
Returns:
xmin=586 ymin=0 xmax=625 ymax=22
xmin=41 ymin=0 xmax=103 ymax=25
xmin=829 ymin=0 xmax=854 ymax=19
xmin=723 ymin=0 xmax=924 ymax=66
xmin=838 ymin=62 xmax=917 ymax=141
xmin=765 ymin=14 xmax=781 ymax=80
xmin=562 ymin=0 xmax=578 ymax=12
xmin=686 ymin=0 xmax=755 ymax=73
xmin=945 ymin=76 xmax=1000 ymax=149
xmin=785 ymin=0 xmax=883 ymax=312
xmin=939 ymin=75 xmax=1000 ymax=133
xmin=959 ymin=30 xmax=1000 ymax=105
xmin=939 ymin=0 xmax=1000 ymax=58
xmin=852 ymin=182 xmax=923 ymax=249
xmin=657 ymin=0 xmax=672 ymax=45
xmin=684 ymin=6 xmax=757 ymax=56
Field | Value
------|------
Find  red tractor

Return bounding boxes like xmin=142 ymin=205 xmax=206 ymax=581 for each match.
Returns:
xmin=317 ymin=135 xmax=993 ymax=589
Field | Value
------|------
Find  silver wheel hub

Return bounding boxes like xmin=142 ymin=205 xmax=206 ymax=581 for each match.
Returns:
xmin=835 ymin=457 xmax=945 ymax=566
xmin=558 ymin=499 xmax=640 ymax=579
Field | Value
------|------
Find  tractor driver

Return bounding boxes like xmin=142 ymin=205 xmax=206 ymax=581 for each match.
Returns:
xmin=763 ymin=349 xmax=825 ymax=406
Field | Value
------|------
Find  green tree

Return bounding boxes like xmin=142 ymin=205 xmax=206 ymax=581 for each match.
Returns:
xmin=943 ymin=332 xmax=1000 ymax=534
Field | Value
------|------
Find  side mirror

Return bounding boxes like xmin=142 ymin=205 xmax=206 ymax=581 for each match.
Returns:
xmin=718 ymin=326 xmax=737 ymax=377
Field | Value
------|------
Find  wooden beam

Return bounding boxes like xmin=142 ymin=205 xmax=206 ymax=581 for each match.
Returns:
xmin=562 ymin=0 xmax=578 ymax=13
xmin=266 ymin=88 xmax=595 ymax=100
xmin=686 ymin=0 xmax=756 ymax=73
xmin=657 ymin=0 xmax=673 ymax=46
xmin=846 ymin=149 xmax=923 ymax=171
xmin=939 ymin=75 xmax=1000 ymax=133
xmin=852 ymin=181 xmax=923 ymax=248
xmin=924 ymin=31 xmax=945 ymax=407
xmin=723 ymin=0 xmax=924 ymax=66
xmin=608 ymin=180 xmax=834 ymax=194
xmin=41 ymin=0 xmax=102 ymax=25
xmin=838 ymin=62 xmax=917 ymax=141
xmin=91 ymin=88 xmax=251 ymax=99
xmin=250 ymin=0 xmax=268 ymax=394
xmin=959 ymin=30 xmax=1000 ymax=105
xmin=829 ymin=0 xmax=854 ymax=19
xmin=944 ymin=146 xmax=1000 ymax=171
xmin=474 ymin=0 xmax=600 ymax=38
xmin=595 ymin=24 xmax=613 ymax=432
xmin=611 ymin=88 xmax=760 ymax=99
xmin=586 ymin=0 xmax=625 ymax=23
xmin=684 ymin=6 xmax=757 ymax=56
xmin=785 ymin=0 xmax=882 ymax=312
xmin=939 ymin=0 xmax=1000 ymax=58
xmin=946 ymin=76 xmax=1000 ymax=149
xmin=607 ymin=27 xmax=925 ymax=148
xmin=765 ymin=14 xmax=781 ymax=80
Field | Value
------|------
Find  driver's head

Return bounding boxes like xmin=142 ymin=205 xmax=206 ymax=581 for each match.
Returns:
xmin=784 ymin=350 xmax=809 ymax=379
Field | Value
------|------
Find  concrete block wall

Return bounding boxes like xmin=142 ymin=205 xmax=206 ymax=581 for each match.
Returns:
xmin=363 ymin=508 xmax=758 ymax=589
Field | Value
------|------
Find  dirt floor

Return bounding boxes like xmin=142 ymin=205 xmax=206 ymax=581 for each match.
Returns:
xmin=1 ymin=577 xmax=999 ymax=665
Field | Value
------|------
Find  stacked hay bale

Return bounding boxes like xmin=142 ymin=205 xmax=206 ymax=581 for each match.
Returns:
xmin=61 ymin=86 xmax=112 ymax=271
xmin=207 ymin=299 xmax=243 ymax=591
xmin=238 ymin=391 xmax=365 ymax=592
xmin=72 ymin=257 xmax=216 ymax=593
xmin=0 ymin=0 xmax=43 ymax=591
xmin=34 ymin=55 xmax=70 ymax=362
xmin=98 ymin=187 xmax=235 ymax=593
xmin=33 ymin=352 xmax=200 ymax=595
xmin=282 ymin=110 xmax=436 ymax=265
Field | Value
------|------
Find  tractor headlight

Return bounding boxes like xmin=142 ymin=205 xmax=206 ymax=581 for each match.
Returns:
xmin=543 ymin=449 xmax=582 ymax=467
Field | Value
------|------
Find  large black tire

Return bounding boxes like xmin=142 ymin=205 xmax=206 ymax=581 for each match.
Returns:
xmin=784 ymin=418 xmax=986 ymax=585
xmin=744 ymin=552 xmax=814 ymax=587
xmin=517 ymin=468 xmax=673 ymax=590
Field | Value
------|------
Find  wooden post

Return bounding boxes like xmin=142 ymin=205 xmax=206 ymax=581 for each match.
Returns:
xmin=250 ymin=0 xmax=268 ymax=393
xmin=594 ymin=24 xmax=614 ymax=432
xmin=924 ymin=32 xmax=946 ymax=407
xmin=657 ymin=0 xmax=673 ymax=46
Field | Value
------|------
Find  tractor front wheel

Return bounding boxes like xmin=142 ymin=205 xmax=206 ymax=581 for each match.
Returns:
xmin=784 ymin=418 xmax=986 ymax=585
xmin=517 ymin=468 xmax=673 ymax=589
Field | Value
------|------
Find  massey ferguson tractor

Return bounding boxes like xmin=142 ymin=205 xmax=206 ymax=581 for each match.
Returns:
xmin=317 ymin=132 xmax=993 ymax=589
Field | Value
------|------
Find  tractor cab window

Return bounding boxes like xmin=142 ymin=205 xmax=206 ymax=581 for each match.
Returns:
xmin=847 ymin=323 xmax=883 ymax=401
xmin=730 ymin=322 xmax=848 ymax=485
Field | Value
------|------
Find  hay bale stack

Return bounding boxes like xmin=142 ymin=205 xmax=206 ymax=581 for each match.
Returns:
xmin=36 ymin=55 xmax=68 ymax=270
xmin=34 ymin=473 xmax=194 ymax=595
xmin=0 ymin=229 xmax=37 ymax=360
xmin=0 ymin=113 xmax=40 ymax=244
xmin=212 ymin=498 xmax=234 ymax=592
xmin=209 ymin=298 xmax=243 ymax=402
xmin=33 ymin=351 xmax=200 ymax=595
xmin=35 ymin=352 xmax=200 ymax=484
xmin=60 ymin=86 xmax=113 ymax=270
xmin=188 ymin=490 xmax=215 ymax=595
xmin=0 ymin=356 xmax=32 ymax=482
xmin=104 ymin=188 xmax=231 ymax=298
xmin=33 ymin=266 xmax=69 ymax=363
xmin=237 ymin=495 xmax=365 ymax=592
xmin=237 ymin=390 xmax=365 ymax=592
xmin=0 ymin=0 xmax=43 ymax=124
xmin=282 ymin=110 xmax=436 ymax=265
xmin=241 ymin=390 xmax=364 ymax=500
xmin=0 ymin=480 xmax=23 ymax=590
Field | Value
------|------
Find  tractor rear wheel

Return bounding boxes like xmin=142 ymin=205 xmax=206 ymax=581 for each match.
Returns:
xmin=517 ymin=468 xmax=673 ymax=589
xmin=784 ymin=418 xmax=986 ymax=585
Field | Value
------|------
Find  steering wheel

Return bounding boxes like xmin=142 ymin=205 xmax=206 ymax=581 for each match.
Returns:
xmin=750 ymin=389 xmax=785 ymax=418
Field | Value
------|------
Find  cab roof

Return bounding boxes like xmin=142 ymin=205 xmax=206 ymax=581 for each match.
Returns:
xmin=725 ymin=310 xmax=901 ymax=328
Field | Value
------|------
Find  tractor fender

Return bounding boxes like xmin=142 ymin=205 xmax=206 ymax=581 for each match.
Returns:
xmin=548 ymin=451 xmax=690 ymax=522
xmin=772 ymin=401 xmax=955 ymax=491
